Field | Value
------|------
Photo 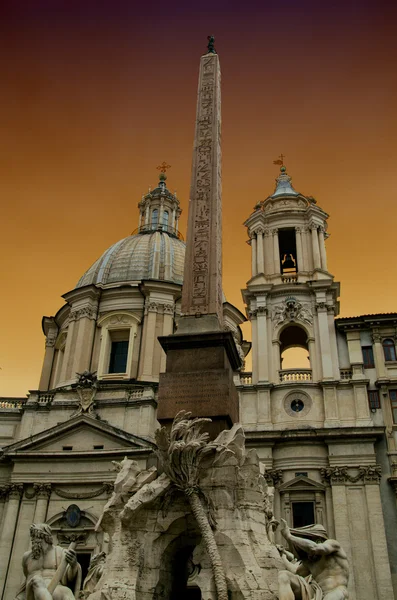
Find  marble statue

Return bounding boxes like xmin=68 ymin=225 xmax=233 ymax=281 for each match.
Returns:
xmin=80 ymin=552 xmax=106 ymax=598
xmin=278 ymin=519 xmax=349 ymax=600
xmin=15 ymin=523 xmax=82 ymax=600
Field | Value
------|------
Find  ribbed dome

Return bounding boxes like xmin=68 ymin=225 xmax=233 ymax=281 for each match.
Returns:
xmin=76 ymin=231 xmax=186 ymax=288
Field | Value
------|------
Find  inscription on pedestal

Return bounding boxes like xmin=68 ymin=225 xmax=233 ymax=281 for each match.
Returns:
xmin=158 ymin=369 xmax=237 ymax=421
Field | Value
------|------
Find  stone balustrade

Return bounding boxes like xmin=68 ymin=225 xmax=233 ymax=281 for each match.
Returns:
xmin=279 ymin=368 xmax=312 ymax=382
xmin=239 ymin=372 xmax=253 ymax=385
xmin=340 ymin=369 xmax=353 ymax=380
xmin=0 ymin=399 xmax=25 ymax=410
xmin=281 ymin=275 xmax=298 ymax=283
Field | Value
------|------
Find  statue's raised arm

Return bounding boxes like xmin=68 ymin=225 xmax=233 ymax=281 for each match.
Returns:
xmin=278 ymin=519 xmax=349 ymax=600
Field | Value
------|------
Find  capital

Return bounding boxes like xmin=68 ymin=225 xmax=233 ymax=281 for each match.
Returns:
xmin=33 ymin=483 xmax=52 ymax=498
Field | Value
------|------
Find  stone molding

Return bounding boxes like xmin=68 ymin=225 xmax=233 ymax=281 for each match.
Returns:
xmin=45 ymin=331 xmax=57 ymax=348
xmin=144 ymin=300 xmax=174 ymax=315
xmin=320 ymin=465 xmax=381 ymax=485
xmin=69 ymin=306 xmax=97 ymax=322
xmin=0 ymin=483 xmax=25 ymax=499
xmin=264 ymin=469 xmax=283 ymax=486
xmin=52 ymin=483 xmax=114 ymax=499
xmin=24 ymin=483 xmax=52 ymax=500
xmin=163 ymin=303 xmax=175 ymax=315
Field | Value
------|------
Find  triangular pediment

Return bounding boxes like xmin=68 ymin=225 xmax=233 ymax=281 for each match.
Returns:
xmin=2 ymin=414 xmax=154 ymax=457
xmin=278 ymin=475 xmax=325 ymax=492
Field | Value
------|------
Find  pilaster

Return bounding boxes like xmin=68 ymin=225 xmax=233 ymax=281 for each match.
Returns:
xmin=0 ymin=484 xmax=23 ymax=597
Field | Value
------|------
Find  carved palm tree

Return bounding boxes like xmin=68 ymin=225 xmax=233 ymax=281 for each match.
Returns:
xmin=155 ymin=411 xmax=228 ymax=600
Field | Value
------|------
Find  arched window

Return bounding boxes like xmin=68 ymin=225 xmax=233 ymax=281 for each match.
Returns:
xmin=163 ymin=210 xmax=169 ymax=231
xmin=383 ymin=338 xmax=396 ymax=362
xmin=279 ymin=325 xmax=311 ymax=382
xmin=152 ymin=209 xmax=159 ymax=228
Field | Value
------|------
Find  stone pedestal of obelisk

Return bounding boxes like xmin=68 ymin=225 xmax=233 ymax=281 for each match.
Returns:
xmin=157 ymin=42 xmax=241 ymax=436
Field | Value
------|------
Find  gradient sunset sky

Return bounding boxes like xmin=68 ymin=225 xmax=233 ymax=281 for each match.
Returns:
xmin=1 ymin=0 xmax=396 ymax=396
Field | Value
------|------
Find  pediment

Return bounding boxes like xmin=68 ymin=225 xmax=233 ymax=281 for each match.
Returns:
xmin=278 ymin=475 xmax=325 ymax=493
xmin=2 ymin=415 xmax=154 ymax=457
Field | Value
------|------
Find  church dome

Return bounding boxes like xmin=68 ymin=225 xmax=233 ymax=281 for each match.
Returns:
xmin=76 ymin=168 xmax=185 ymax=288
xmin=76 ymin=230 xmax=185 ymax=288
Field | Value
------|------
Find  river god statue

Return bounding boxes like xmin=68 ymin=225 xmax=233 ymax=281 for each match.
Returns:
xmin=278 ymin=518 xmax=349 ymax=600
xmin=15 ymin=523 xmax=81 ymax=600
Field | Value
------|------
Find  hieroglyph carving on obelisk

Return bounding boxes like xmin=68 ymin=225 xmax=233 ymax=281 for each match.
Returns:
xmin=181 ymin=51 xmax=223 ymax=326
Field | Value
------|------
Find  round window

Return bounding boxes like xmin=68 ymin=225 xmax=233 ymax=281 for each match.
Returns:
xmin=291 ymin=399 xmax=304 ymax=412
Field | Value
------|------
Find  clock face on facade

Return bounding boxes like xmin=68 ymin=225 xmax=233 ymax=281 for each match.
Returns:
xmin=283 ymin=391 xmax=312 ymax=417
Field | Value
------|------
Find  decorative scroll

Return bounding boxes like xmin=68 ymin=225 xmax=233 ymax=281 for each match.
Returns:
xmin=52 ymin=483 xmax=113 ymax=499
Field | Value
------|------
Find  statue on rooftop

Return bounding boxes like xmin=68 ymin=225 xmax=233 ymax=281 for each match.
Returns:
xmin=277 ymin=519 xmax=349 ymax=600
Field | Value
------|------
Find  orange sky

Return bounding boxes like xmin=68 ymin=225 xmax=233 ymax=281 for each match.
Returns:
xmin=1 ymin=0 xmax=396 ymax=397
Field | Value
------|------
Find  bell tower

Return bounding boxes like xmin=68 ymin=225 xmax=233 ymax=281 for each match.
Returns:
xmin=242 ymin=165 xmax=340 ymax=393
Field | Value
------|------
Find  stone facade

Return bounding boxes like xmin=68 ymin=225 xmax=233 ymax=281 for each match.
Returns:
xmin=1 ymin=52 xmax=397 ymax=600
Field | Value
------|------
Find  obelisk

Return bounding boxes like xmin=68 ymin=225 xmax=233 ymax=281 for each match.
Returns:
xmin=179 ymin=35 xmax=223 ymax=332
xmin=157 ymin=38 xmax=241 ymax=435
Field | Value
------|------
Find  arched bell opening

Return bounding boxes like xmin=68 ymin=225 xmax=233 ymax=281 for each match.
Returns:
xmin=279 ymin=324 xmax=312 ymax=383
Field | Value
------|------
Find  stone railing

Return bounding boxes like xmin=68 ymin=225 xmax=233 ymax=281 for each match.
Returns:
xmin=340 ymin=369 xmax=352 ymax=380
xmin=279 ymin=369 xmax=312 ymax=382
xmin=281 ymin=275 xmax=298 ymax=283
xmin=239 ymin=372 xmax=253 ymax=385
xmin=38 ymin=392 xmax=55 ymax=404
xmin=0 ymin=399 xmax=25 ymax=410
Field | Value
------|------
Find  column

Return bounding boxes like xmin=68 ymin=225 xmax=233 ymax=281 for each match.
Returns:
xmin=257 ymin=307 xmax=269 ymax=382
xmin=317 ymin=303 xmax=333 ymax=379
xmin=318 ymin=226 xmax=328 ymax=271
xmin=171 ymin=207 xmax=176 ymax=229
xmin=330 ymin=484 xmax=357 ymax=595
xmin=250 ymin=310 xmax=258 ymax=385
xmin=0 ymin=488 xmax=7 ymax=531
xmin=264 ymin=228 xmax=272 ymax=274
xmin=256 ymin=229 xmax=264 ymax=274
xmin=0 ymin=484 xmax=23 ymax=597
xmin=140 ymin=301 xmax=158 ymax=380
xmin=307 ymin=337 xmax=318 ymax=381
xmin=159 ymin=199 xmax=164 ymax=226
xmin=295 ymin=227 xmax=304 ymax=272
xmin=365 ymin=483 xmax=395 ymax=599
xmin=138 ymin=210 xmax=143 ymax=228
xmin=311 ymin=225 xmax=321 ymax=269
xmin=272 ymin=229 xmax=280 ymax=274
xmin=38 ymin=333 xmax=57 ymax=391
xmin=272 ymin=340 xmax=281 ymax=383
xmin=144 ymin=204 xmax=150 ymax=225
xmin=372 ymin=332 xmax=387 ymax=379
xmin=160 ymin=304 xmax=174 ymax=372
xmin=33 ymin=483 xmax=51 ymax=523
xmin=58 ymin=317 xmax=76 ymax=383
xmin=250 ymin=233 xmax=257 ymax=276
xmin=71 ymin=308 xmax=97 ymax=376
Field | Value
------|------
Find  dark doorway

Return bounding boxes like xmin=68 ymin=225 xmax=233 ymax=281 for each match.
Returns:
xmin=76 ymin=552 xmax=92 ymax=589
xmin=170 ymin=545 xmax=201 ymax=600
xmin=292 ymin=502 xmax=315 ymax=528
